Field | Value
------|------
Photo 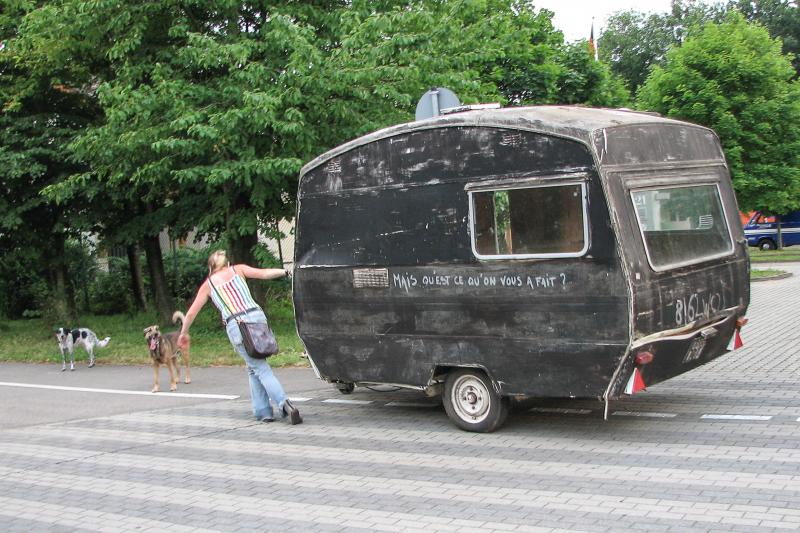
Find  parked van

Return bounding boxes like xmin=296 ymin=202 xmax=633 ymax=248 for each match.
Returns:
xmin=292 ymin=106 xmax=750 ymax=432
xmin=744 ymin=211 xmax=800 ymax=250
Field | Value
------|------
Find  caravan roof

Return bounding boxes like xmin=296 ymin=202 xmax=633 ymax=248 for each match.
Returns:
xmin=301 ymin=106 xmax=723 ymax=176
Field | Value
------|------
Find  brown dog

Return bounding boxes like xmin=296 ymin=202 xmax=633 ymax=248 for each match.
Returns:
xmin=143 ymin=311 xmax=191 ymax=393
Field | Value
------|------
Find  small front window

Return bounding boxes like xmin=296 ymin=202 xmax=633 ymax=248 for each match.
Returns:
xmin=470 ymin=183 xmax=588 ymax=259
xmin=631 ymin=184 xmax=733 ymax=270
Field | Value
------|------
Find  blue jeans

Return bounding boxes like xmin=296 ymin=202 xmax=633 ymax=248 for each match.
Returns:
xmin=225 ymin=309 xmax=288 ymax=420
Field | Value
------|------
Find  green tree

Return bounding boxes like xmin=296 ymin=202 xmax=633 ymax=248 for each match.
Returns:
xmin=731 ymin=0 xmax=800 ymax=74
xmin=637 ymin=13 xmax=800 ymax=217
xmin=13 ymin=0 xmax=180 ymax=321
xmin=326 ymin=0 xmax=627 ymax=119
xmin=599 ymin=1 xmax=725 ymax=93
xmin=6 ymin=0 xmax=635 ymax=324
xmin=0 ymin=0 xmax=100 ymax=322
xmin=555 ymin=41 xmax=630 ymax=107
xmin=598 ymin=10 xmax=676 ymax=93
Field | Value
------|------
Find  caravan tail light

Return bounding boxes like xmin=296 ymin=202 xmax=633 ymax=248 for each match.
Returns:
xmin=635 ymin=351 xmax=654 ymax=365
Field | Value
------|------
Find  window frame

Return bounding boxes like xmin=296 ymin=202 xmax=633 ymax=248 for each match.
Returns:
xmin=629 ymin=182 xmax=735 ymax=272
xmin=467 ymin=180 xmax=590 ymax=261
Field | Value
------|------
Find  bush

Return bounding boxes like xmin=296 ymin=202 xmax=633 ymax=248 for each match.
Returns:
xmin=164 ymin=247 xmax=208 ymax=304
xmin=89 ymin=257 xmax=133 ymax=315
xmin=0 ymin=247 xmax=50 ymax=319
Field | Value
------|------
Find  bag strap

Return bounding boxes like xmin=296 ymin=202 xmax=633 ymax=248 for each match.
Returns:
xmin=208 ymin=266 xmax=261 ymax=323
xmin=207 ymin=271 xmax=239 ymax=322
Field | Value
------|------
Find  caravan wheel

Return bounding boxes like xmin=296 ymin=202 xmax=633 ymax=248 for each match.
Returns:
xmin=443 ymin=369 xmax=508 ymax=432
xmin=336 ymin=382 xmax=355 ymax=394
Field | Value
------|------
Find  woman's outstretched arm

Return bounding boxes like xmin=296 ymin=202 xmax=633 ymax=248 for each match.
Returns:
xmin=234 ymin=264 xmax=290 ymax=280
xmin=178 ymin=282 xmax=211 ymax=348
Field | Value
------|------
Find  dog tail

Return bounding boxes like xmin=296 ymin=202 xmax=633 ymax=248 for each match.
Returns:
xmin=172 ymin=311 xmax=186 ymax=325
xmin=97 ymin=337 xmax=111 ymax=348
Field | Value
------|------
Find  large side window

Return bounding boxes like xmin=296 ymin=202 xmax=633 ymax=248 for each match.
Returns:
xmin=631 ymin=184 xmax=733 ymax=270
xmin=470 ymin=182 xmax=588 ymax=259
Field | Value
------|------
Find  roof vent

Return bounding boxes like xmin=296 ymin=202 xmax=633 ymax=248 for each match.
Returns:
xmin=440 ymin=103 xmax=501 ymax=115
xmin=617 ymin=107 xmax=662 ymax=117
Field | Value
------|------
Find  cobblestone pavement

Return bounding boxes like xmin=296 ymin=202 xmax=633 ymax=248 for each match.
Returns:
xmin=2 ymin=265 xmax=800 ymax=532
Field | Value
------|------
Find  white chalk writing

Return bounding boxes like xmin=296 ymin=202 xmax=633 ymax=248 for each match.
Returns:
xmin=392 ymin=273 xmax=418 ymax=293
xmin=391 ymin=271 xmax=568 ymax=292
xmin=670 ymin=291 xmax=722 ymax=326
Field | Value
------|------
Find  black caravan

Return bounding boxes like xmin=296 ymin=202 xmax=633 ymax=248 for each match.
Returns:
xmin=293 ymin=106 xmax=750 ymax=432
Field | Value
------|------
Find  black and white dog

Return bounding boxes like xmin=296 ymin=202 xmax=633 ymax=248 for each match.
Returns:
xmin=55 ymin=328 xmax=111 ymax=371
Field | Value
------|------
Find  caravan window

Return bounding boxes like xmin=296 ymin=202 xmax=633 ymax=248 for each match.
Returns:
xmin=470 ymin=182 xmax=588 ymax=259
xmin=631 ymin=184 xmax=733 ymax=271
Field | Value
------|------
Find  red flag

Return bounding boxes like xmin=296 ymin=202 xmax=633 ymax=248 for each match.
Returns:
xmin=727 ymin=329 xmax=744 ymax=350
xmin=624 ymin=368 xmax=646 ymax=395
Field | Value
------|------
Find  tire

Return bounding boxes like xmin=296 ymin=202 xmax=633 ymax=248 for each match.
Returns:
xmin=443 ymin=368 xmax=508 ymax=432
xmin=759 ymin=239 xmax=777 ymax=251
xmin=336 ymin=382 xmax=355 ymax=394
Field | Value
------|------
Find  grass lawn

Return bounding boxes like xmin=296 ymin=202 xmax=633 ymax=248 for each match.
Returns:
xmin=0 ymin=298 xmax=307 ymax=368
xmin=751 ymin=268 xmax=788 ymax=279
xmin=749 ymin=247 xmax=800 ymax=262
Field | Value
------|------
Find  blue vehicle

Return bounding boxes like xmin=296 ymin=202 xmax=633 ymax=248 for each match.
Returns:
xmin=744 ymin=211 xmax=800 ymax=250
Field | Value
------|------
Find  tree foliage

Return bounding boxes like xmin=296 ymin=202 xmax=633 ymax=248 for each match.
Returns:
xmin=598 ymin=0 xmax=725 ymax=93
xmin=19 ymin=0 xmax=630 ymax=247
xmin=1 ymin=0 xmax=635 ymax=318
xmin=732 ymin=0 xmax=800 ymax=73
xmin=0 ymin=0 xmax=100 ymax=321
xmin=637 ymin=13 xmax=800 ymax=214
xmin=555 ymin=41 xmax=630 ymax=107
xmin=600 ymin=0 xmax=800 ymax=94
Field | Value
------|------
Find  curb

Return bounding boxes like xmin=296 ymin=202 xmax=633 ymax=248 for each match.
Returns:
xmin=751 ymin=272 xmax=793 ymax=282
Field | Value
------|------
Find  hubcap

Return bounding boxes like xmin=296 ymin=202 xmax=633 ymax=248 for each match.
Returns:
xmin=451 ymin=374 xmax=491 ymax=424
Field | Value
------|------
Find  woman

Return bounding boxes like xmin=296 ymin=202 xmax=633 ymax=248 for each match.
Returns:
xmin=178 ymin=250 xmax=301 ymax=424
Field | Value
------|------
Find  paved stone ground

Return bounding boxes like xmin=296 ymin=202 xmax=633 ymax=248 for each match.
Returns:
xmin=1 ymin=264 xmax=799 ymax=532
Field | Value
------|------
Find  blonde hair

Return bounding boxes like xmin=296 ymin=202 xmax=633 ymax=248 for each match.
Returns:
xmin=208 ymin=250 xmax=228 ymax=274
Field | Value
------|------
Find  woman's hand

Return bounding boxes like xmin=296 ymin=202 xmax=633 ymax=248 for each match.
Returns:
xmin=178 ymin=333 xmax=190 ymax=350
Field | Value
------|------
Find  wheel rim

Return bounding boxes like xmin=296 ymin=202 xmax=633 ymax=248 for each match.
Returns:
xmin=450 ymin=374 xmax=491 ymax=424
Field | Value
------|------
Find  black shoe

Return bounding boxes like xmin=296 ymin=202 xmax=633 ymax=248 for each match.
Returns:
xmin=261 ymin=416 xmax=275 ymax=423
xmin=282 ymin=400 xmax=302 ymax=425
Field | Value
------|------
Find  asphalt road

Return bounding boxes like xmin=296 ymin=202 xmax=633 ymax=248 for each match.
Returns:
xmin=1 ymin=263 xmax=799 ymax=532
xmin=0 ymin=362 xmax=327 ymax=429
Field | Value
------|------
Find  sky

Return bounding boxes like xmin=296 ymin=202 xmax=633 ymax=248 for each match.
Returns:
xmin=532 ymin=0 xmax=676 ymax=42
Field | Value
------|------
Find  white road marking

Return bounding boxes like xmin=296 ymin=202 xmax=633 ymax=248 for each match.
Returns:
xmin=612 ymin=411 xmax=677 ymax=418
xmin=529 ymin=407 xmax=593 ymax=415
xmin=0 ymin=381 xmax=239 ymax=400
xmin=701 ymin=414 xmax=772 ymax=421
xmin=322 ymin=398 xmax=373 ymax=405
xmin=288 ymin=397 xmax=312 ymax=402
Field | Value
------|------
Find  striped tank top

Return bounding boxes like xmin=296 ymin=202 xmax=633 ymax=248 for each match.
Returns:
xmin=208 ymin=267 xmax=259 ymax=320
